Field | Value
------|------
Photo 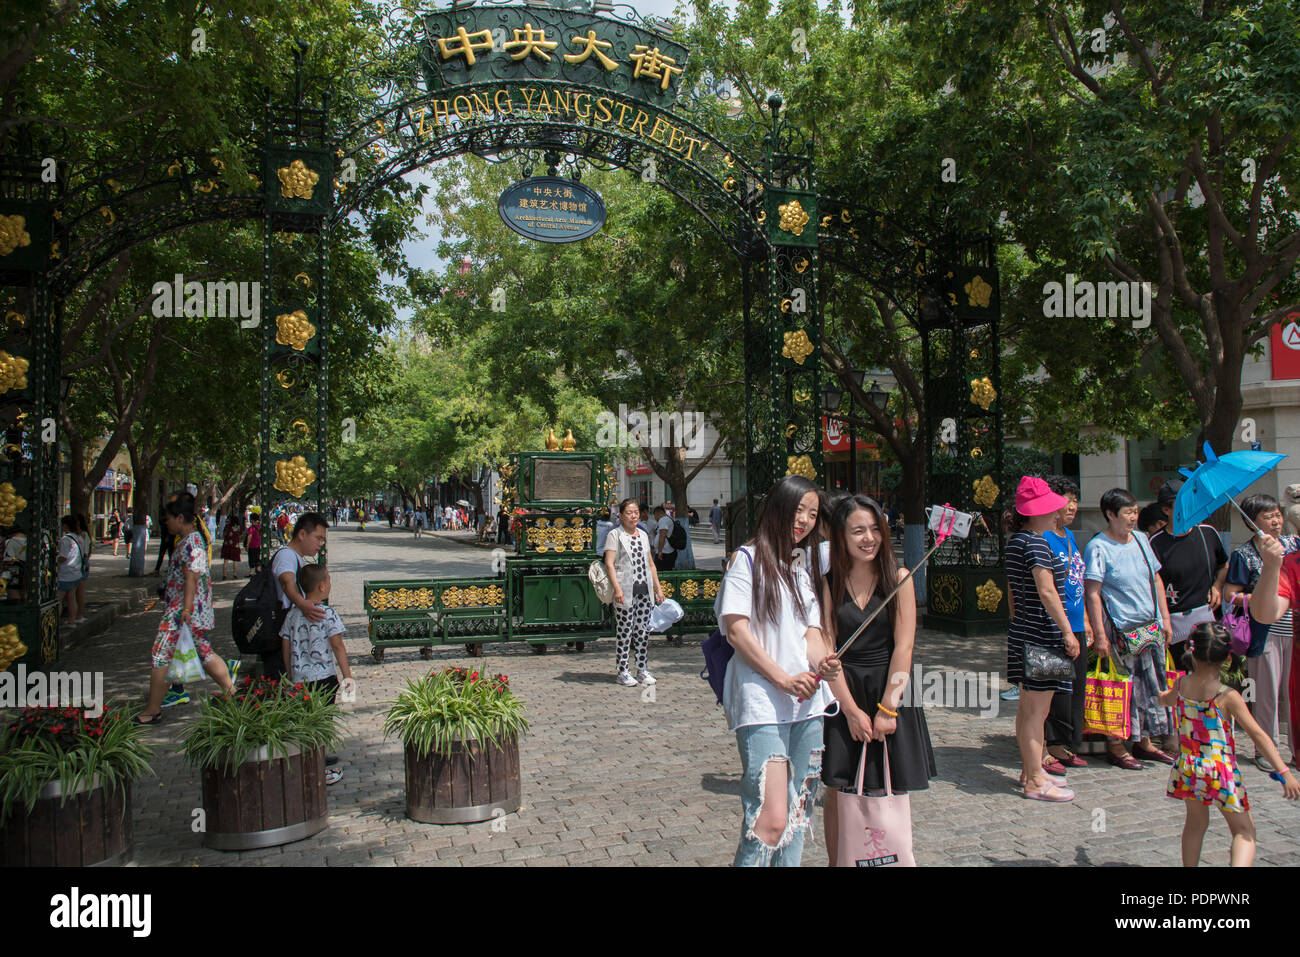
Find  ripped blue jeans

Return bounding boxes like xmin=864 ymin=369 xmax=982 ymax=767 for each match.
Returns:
xmin=734 ymin=717 xmax=825 ymax=867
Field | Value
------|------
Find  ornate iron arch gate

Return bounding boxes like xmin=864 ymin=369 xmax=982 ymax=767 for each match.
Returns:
xmin=259 ymin=0 xmax=827 ymax=543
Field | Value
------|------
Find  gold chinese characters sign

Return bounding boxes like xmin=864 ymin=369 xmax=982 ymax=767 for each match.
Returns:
xmin=421 ymin=8 xmax=690 ymax=110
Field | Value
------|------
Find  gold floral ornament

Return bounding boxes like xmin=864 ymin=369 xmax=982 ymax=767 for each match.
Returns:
xmin=794 ymin=258 xmax=809 ymax=274
xmin=275 ymin=310 xmax=316 ymax=351
xmin=660 ymin=581 xmax=674 ymax=599
xmin=0 ymin=215 xmax=31 ymax=257
xmin=0 ymin=482 xmax=28 ymax=525
xmin=273 ymin=455 xmax=316 ymax=499
xmin=793 ymin=389 xmax=811 ymax=404
xmin=786 ymin=454 xmax=817 ymax=481
xmin=369 ymin=587 xmax=435 ymax=611
xmin=969 ymin=376 xmax=997 ymax=410
xmin=777 ymin=199 xmax=810 ymax=236
xmin=702 ymin=579 xmax=720 ymax=599
xmin=277 ymin=159 xmax=320 ymax=200
xmin=976 ymin=579 xmax=1003 ymax=613
xmin=972 ymin=474 xmax=999 ymax=509
xmin=441 ymin=585 xmax=504 ymax=608
xmin=965 ymin=274 xmax=993 ymax=308
xmin=0 ymin=623 xmax=26 ymax=673
xmin=782 ymin=329 xmax=814 ymax=365
xmin=0 ymin=352 xmax=30 ymax=393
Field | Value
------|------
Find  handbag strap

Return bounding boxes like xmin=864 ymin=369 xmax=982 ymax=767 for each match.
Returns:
xmin=855 ymin=740 xmax=894 ymax=798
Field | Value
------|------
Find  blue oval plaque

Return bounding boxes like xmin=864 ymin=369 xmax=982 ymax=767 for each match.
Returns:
xmin=498 ymin=176 xmax=606 ymax=244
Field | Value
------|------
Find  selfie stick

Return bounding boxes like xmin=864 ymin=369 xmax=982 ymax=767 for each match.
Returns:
xmin=798 ymin=505 xmax=968 ymax=700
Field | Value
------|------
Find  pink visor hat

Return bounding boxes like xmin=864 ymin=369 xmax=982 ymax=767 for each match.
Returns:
xmin=1015 ymin=476 xmax=1069 ymax=517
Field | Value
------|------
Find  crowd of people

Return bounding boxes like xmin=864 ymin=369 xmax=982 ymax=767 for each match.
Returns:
xmin=82 ymin=466 xmax=1300 ymax=865
xmin=997 ymin=476 xmax=1300 ymax=867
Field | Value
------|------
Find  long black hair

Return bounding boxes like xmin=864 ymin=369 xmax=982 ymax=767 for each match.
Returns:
xmin=826 ymin=495 xmax=901 ymax=637
xmin=746 ymin=475 xmax=824 ymax=634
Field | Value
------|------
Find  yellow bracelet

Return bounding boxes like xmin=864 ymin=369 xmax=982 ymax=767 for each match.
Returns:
xmin=877 ymin=703 xmax=898 ymax=718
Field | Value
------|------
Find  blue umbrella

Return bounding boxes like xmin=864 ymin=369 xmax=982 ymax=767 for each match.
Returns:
xmin=1172 ymin=442 xmax=1287 ymax=535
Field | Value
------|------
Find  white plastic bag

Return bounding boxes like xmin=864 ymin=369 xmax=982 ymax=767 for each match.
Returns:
xmin=167 ymin=623 xmax=205 ymax=683
xmin=647 ymin=598 xmax=684 ymax=633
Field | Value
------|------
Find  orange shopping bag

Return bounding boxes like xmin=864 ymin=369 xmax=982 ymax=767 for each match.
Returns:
xmin=1083 ymin=657 xmax=1132 ymax=739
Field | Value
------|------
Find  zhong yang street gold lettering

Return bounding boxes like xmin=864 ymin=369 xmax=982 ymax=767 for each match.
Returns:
xmin=397 ymin=84 xmax=708 ymax=161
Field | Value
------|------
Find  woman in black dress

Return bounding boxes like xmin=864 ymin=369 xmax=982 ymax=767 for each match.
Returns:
xmin=820 ymin=494 xmax=936 ymax=865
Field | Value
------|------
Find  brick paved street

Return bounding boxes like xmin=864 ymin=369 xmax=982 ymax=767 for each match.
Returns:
xmin=46 ymin=526 xmax=1300 ymax=866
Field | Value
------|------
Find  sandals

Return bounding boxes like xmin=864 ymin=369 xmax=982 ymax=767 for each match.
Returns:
xmin=1023 ymin=782 xmax=1075 ymax=802
xmin=1042 ymin=757 xmax=1068 ymax=776
xmin=1106 ymin=748 xmax=1143 ymax=770
xmin=1132 ymin=744 xmax=1175 ymax=765
xmin=133 ymin=712 xmax=164 ymax=725
xmin=1018 ymin=770 xmax=1067 ymax=787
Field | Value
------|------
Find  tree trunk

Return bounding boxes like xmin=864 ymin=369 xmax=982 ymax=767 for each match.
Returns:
xmin=67 ymin=429 xmax=89 ymax=519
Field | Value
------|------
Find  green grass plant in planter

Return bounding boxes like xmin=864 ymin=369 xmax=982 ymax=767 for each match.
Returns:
xmin=181 ymin=676 xmax=348 ymax=851
xmin=0 ymin=702 xmax=153 ymax=865
xmin=180 ymin=675 xmax=346 ymax=772
xmin=383 ymin=666 xmax=528 ymax=824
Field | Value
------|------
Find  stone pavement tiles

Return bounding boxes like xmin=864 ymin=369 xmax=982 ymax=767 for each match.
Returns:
xmin=36 ymin=526 xmax=1300 ymax=866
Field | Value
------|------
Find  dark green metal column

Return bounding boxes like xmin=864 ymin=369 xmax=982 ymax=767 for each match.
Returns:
xmin=0 ymin=133 xmax=61 ymax=670
xmin=920 ymin=238 xmax=1007 ymax=636
xmin=748 ymin=95 xmax=820 ymax=526
xmin=259 ymin=50 xmax=334 ymax=555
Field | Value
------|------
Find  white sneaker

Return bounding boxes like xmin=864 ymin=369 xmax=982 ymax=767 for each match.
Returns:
xmin=636 ymin=670 xmax=656 ymax=685
xmin=616 ymin=672 xmax=638 ymax=686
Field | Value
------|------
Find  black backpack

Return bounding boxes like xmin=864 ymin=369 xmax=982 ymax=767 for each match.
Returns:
xmin=232 ymin=562 xmax=290 ymax=654
xmin=667 ymin=519 xmax=688 ymax=551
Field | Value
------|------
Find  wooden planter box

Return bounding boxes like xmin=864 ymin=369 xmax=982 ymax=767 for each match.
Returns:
xmin=0 ymin=776 xmax=133 ymax=866
xmin=405 ymin=736 xmax=521 ymax=824
xmin=201 ymin=744 xmax=328 ymax=851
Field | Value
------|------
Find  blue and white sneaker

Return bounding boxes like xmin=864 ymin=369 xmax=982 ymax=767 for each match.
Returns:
xmin=999 ymin=685 xmax=1020 ymax=701
xmin=161 ymin=687 xmax=190 ymax=708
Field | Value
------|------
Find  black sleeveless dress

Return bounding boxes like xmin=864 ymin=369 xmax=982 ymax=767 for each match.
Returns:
xmin=821 ymin=579 xmax=938 ymax=792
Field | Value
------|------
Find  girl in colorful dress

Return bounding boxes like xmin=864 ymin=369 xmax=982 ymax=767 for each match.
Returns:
xmin=1159 ymin=622 xmax=1299 ymax=866
xmin=136 ymin=492 xmax=235 ymax=725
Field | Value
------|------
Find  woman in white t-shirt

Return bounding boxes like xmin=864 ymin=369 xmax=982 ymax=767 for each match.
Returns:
xmin=57 ymin=516 xmax=83 ymax=623
xmin=720 ymin=476 xmax=842 ymax=866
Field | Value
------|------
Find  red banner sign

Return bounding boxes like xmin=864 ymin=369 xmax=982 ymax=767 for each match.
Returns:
xmin=1271 ymin=313 xmax=1300 ymax=380
xmin=822 ymin=416 xmax=872 ymax=453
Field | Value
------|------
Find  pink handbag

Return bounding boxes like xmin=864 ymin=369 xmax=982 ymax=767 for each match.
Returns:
xmin=835 ymin=741 xmax=915 ymax=867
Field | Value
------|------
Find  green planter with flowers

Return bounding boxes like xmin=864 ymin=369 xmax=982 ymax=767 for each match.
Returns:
xmin=0 ymin=703 xmax=153 ymax=866
xmin=383 ymin=666 xmax=527 ymax=824
xmin=181 ymin=676 xmax=346 ymax=850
